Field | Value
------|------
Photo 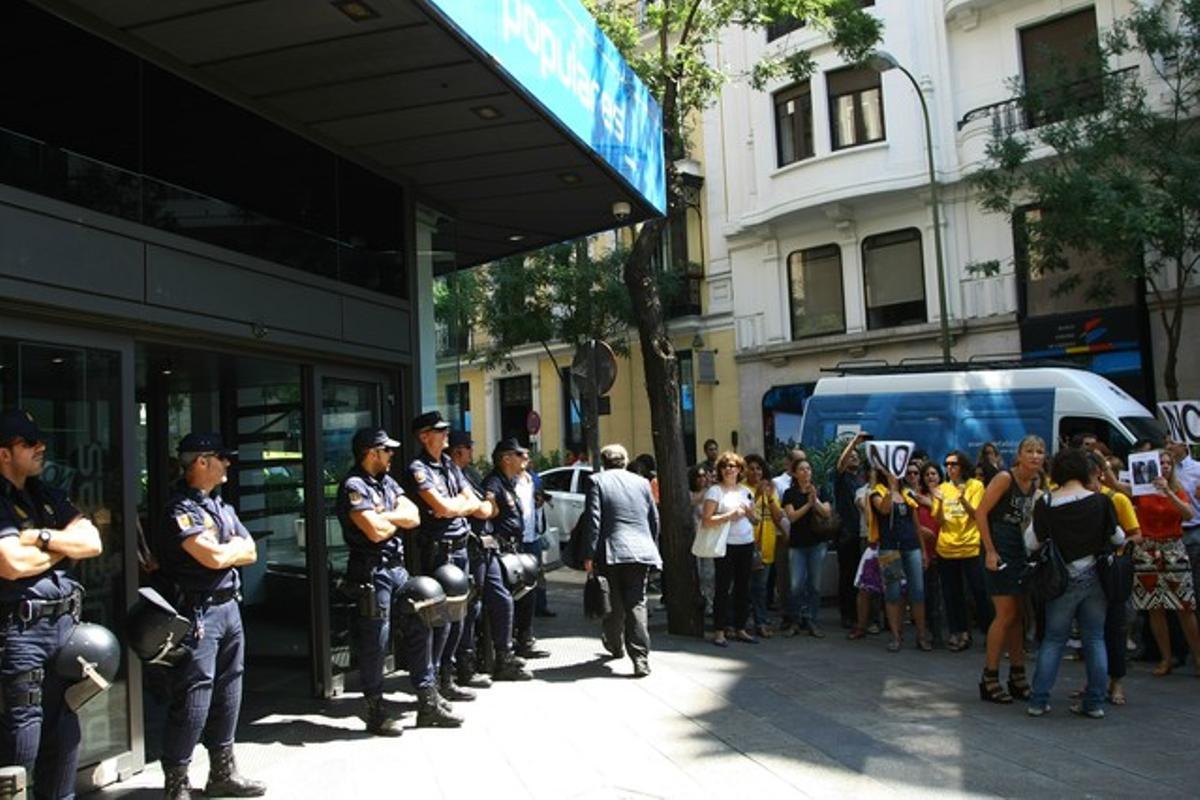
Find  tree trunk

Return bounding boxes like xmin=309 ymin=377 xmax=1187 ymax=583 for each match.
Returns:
xmin=1164 ymin=286 xmax=1183 ymax=401
xmin=623 ymin=217 xmax=704 ymax=637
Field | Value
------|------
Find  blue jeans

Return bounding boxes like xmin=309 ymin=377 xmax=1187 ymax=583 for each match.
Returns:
xmin=750 ymin=566 xmax=770 ymax=627
xmin=1030 ymin=567 xmax=1108 ymax=712
xmin=882 ymin=547 xmax=925 ymax=604
xmin=788 ymin=543 xmax=828 ymax=626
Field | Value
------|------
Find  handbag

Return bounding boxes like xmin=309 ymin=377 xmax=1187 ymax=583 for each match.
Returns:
xmin=691 ymin=520 xmax=730 ymax=558
xmin=583 ymin=572 xmax=611 ymax=619
xmin=1026 ymin=537 xmax=1069 ymax=603
xmin=1096 ymin=545 xmax=1134 ymax=604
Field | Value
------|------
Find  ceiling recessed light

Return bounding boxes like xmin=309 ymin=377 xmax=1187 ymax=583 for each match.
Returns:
xmin=508 ymin=234 xmax=525 ymax=242
xmin=558 ymin=172 xmax=582 ymax=185
xmin=332 ymin=0 xmax=379 ymax=22
xmin=471 ymin=105 xmax=502 ymax=120
xmin=51 ymin=357 xmax=65 ymax=365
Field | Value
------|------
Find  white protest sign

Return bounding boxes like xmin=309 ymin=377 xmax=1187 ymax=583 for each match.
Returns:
xmin=865 ymin=441 xmax=915 ymax=479
xmin=1128 ymin=450 xmax=1162 ymax=497
xmin=1158 ymin=401 xmax=1200 ymax=445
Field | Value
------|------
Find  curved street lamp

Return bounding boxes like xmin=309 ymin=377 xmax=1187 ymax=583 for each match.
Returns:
xmin=867 ymin=50 xmax=952 ymax=365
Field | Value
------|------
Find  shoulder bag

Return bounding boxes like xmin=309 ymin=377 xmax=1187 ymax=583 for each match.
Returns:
xmin=692 ymin=520 xmax=730 ymax=558
xmin=1025 ymin=497 xmax=1068 ymax=602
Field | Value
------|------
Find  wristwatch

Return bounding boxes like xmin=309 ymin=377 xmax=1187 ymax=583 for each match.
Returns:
xmin=36 ymin=529 xmax=52 ymax=551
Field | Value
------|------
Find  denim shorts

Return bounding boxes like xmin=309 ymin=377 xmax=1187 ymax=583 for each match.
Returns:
xmin=881 ymin=547 xmax=925 ymax=604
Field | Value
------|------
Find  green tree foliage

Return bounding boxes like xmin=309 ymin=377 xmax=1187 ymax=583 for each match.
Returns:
xmin=971 ymin=0 xmax=1200 ymax=399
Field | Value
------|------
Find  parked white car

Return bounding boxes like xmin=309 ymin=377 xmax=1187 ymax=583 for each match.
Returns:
xmin=537 ymin=464 xmax=593 ymax=547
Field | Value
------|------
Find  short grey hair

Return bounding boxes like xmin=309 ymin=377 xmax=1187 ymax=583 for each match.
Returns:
xmin=600 ymin=444 xmax=628 ymax=469
xmin=178 ymin=452 xmax=203 ymax=471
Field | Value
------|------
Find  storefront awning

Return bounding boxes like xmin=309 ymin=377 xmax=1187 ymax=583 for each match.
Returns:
xmin=38 ymin=0 xmax=665 ymax=269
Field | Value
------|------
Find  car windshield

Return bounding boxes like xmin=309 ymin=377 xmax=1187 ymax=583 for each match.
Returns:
xmin=1122 ymin=415 xmax=1167 ymax=445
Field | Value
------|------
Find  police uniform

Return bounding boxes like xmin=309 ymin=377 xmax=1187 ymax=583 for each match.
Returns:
xmin=0 ymin=412 xmax=86 ymax=800
xmin=155 ymin=433 xmax=263 ymax=799
xmin=406 ymin=412 xmax=476 ymax=700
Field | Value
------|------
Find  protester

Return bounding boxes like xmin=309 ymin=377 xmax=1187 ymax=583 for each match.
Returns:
xmin=975 ymin=435 xmax=1044 ymax=703
xmin=688 ymin=464 xmax=715 ymax=613
xmin=1131 ymin=449 xmax=1200 ymax=676
xmin=744 ymin=454 xmax=783 ymax=638
xmin=868 ymin=464 xmax=929 ymax=652
xmin=834 ymin=435 xmax=868 ymax=629
xmin=703 ymin=452 xmax=757 ymax=646
xmin=914 ymin=460 xmax=944 ymax=646
xmin=1027 ymin=448 xmax=1120 ymax=719
xmin=936 ymin=451 xmax=991 ymax=651
xmin=700 ymin=439 xmax=719 ymax=474
xmin=782 ymin=459 xmax=833 ymax=637
xmin=1164 ymin=439 xmax=1200 ymax=605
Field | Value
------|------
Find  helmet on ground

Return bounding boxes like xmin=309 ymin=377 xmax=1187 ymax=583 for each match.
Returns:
xmin=55 ymin=623 xmax=121 ymax=682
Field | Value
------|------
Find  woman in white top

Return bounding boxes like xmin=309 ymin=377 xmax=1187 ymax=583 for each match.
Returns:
xmin=702 ymin=451 xmax=758 ymax=646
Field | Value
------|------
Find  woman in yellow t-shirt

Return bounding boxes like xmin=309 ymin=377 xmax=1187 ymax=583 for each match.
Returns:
xmin=744 ymin=454 xmax=784 ymax=638
xmin=935 ymin=450 xmax=991 ymax=652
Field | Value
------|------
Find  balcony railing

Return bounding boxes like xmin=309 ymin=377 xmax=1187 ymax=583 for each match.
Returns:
xmin=957 ymin=66 xmax=1138 ymax=135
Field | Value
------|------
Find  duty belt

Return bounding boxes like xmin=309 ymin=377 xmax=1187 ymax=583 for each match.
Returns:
xmin=2 ymin=589 xmax=83 ymax=625
xmin=184 ymin=587 xmax=240 ymax=607
xmin=432 ymin=534 xmax=468 ymax=553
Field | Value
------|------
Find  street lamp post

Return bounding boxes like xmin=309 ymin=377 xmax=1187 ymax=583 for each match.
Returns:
xmin=868 ymin=51 xmax=952 ymax=365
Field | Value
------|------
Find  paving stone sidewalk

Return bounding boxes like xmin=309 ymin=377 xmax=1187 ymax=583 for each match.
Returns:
xmin=100 ymin=569 xmax=1199 ymax=799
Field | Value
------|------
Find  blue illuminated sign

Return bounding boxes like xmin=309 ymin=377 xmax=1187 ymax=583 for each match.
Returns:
xmin=424 ymin=0 xmax=667 ymax=214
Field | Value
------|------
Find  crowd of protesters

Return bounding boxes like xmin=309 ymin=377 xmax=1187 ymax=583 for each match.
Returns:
xmin=685 ymin=430 xmax=1200 ymax=718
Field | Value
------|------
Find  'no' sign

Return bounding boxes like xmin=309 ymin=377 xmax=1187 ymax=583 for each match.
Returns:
xmin=1158 ymin=401 xmax=1200 ymax=445
xmin=866 ymin=441 xmax=915 ymax=479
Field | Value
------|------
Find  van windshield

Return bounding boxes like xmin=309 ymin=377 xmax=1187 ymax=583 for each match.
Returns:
xmin=1121 ymin=416 xmax=1167 ymax=445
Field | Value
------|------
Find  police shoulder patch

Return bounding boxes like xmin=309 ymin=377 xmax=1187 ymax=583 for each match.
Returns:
xmin=349 ymin=491 xmax=364 ymax=504
xmin=176 ymin=512 xmax=194 ymax=530
xmin=414 ymin=470 xmax=427 ymax=484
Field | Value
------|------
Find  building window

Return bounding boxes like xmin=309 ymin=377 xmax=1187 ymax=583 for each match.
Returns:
xmin=862 ymin=229 xmax=926 ymax=330
xmin=766 ymin=2 xmax=872 ymax=41
xmin=1020 ymin=7 xmax=1102 ymax=127
xmin=1014 ymin=207 xmax=1136 ymax=317
xmin=787 ymin=244 xmax=846 ymax=338
xmin=445 ymin=382 xmax=470 ymax=431
xmin=774 ymin=83 xmax=815 ymax=166
xmin=827 ymin=66 xmax=885 ymax=150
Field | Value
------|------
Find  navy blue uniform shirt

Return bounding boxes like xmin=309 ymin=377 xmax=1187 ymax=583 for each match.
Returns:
xmin=407 ymin=451 xmax=471 ymax=540
xmin=0 ymin=475 xmax=81 ymax=603
xmin=482 ymin=470 xmax=524 ymax=545
xmin=157 ymin=481 xmax=249 ymax=594
xmin=337 ymin=466 xmax=407 ymax=560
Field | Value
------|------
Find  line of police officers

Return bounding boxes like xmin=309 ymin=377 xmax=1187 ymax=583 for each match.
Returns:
xmin=0 ymin=408 xmax=551 ymax=799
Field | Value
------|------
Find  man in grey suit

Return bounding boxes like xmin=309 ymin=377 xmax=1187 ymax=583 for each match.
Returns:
xmin=582 ymin=444 xmax=661 ymax=678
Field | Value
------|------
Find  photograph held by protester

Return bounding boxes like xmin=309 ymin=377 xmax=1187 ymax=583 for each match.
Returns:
xmin=0 ymin=410 xmax=103 ymax=800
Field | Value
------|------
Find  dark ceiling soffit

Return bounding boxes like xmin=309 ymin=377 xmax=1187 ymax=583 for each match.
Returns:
xmin=29 ymin=0 xmax=418 ymax=199
xmin=253 ymin=58 xmax=476 ymax=100
xmin=190 ymin=20 xmax=430 ymax=69
xmin=413 ymin=0 xmax=663 ymax=223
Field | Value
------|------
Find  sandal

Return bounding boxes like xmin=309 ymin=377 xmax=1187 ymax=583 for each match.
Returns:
xmin=1007 ymin=666 xmax=1032 ymax=701
xmin=1152 ymin=660 xmax=1173 ymax=677
xmin=713 ymin=634 xmax=728 ymax=648
xmin=979 ymin=668 xmax=1013 ymax=704
xmin=757 ymin=625 xmax=774 ymax=639
xmin=735 ymin=629 xmax=759 ymax=644
xmin=846 ymin=628 xmax=866 ymax=640
xmin=1108 ymin=685 xmax=1127 ymax=705
xmin=886 ymin=638 xmax=902 ymax=653
xmin=946 ymin=635 xmax=965 ymax=652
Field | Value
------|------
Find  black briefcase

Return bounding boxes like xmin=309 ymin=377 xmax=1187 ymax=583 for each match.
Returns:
xmin=583 ymin=573 xmax=611 ymax=620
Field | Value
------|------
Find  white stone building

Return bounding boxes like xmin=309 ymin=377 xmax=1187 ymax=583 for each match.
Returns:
xmin=702 ymin=0 xmax=1197 ymax=454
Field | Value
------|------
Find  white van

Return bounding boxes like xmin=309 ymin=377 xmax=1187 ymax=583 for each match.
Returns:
xmin=799 ymin=366 xmax=1164 ymax=462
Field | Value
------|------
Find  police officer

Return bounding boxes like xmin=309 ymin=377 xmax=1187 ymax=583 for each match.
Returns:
xmin=405 ymin=412 xmax=481 ymax=704
xmin=0 ymin=410 xmax=102 ymax=800
xmin=512 ymin=452 xmax=550 ymax=659
xmin=155 ymin=433 xmax=265 ymax=800
xmin=448 ymin=433 xmax=530 ymax=684
xmin=338 ymin=427 xmax=460 ymax=732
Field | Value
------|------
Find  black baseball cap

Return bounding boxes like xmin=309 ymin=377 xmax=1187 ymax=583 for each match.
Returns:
xmin=448 ymin=431 xmax=474 ymax=449
xmin=0 ymin=409 xmax=43 ymax=445
xmin=352 ymin=427 xmax=401 ymax=458
xmin=177 ymin=432 xmax=237 ymax=458
xmin=491 ymin=437 xmax=529 ymax=459
xmin=411 ymin=410 xmax=450 ymax=434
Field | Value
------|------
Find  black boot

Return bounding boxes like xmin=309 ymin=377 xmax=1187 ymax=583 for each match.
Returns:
xmin=439 ymin=669 xmax=477 ymax=701
xmin=416 ymin=687 xmax=464 ymax=728
xmin=492 ymin=650 xmax=533 ymax=681
xmin=456 ymin=655 xmax=492 ymax=689
xmin=363 ymin=694 xmax=404 ymax=737
xmin=205 ymin=745 xmax=266 ymax=797
xmin=517 ymin=637 xmax=550 ymax=659
xmin=163 ymin=763 xmax=192 ymax=800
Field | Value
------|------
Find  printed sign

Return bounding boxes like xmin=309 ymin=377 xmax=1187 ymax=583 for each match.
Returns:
xmin=424 ymin=0 xmax=667 ymax=213
xmin=1128 ymin=450 xmax=1162 ymax=497
xmin=865 ymin=441 xmax=915 ymax=479
xmin=1158 ymin=401 xmax=1200 ymax=445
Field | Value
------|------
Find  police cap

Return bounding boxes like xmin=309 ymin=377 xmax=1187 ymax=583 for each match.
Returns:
xmin=177 ymin=432 xmax=237 ymax=458
xmin=448 ymin=431 xmax=474 ymax=449
xmin=352 ymin=427 xmax=400 ymax=459
xmin=411 ymin=410 xmax=450 ymax=434
xmin=491 ymin=437 xmax=529 ymax=460
xmin=0 ymin=409 xmax=43 ymax=446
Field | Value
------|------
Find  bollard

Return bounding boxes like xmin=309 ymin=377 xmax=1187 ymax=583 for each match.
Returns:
xmin=0 ymin=765 xmax=26 ymax=799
